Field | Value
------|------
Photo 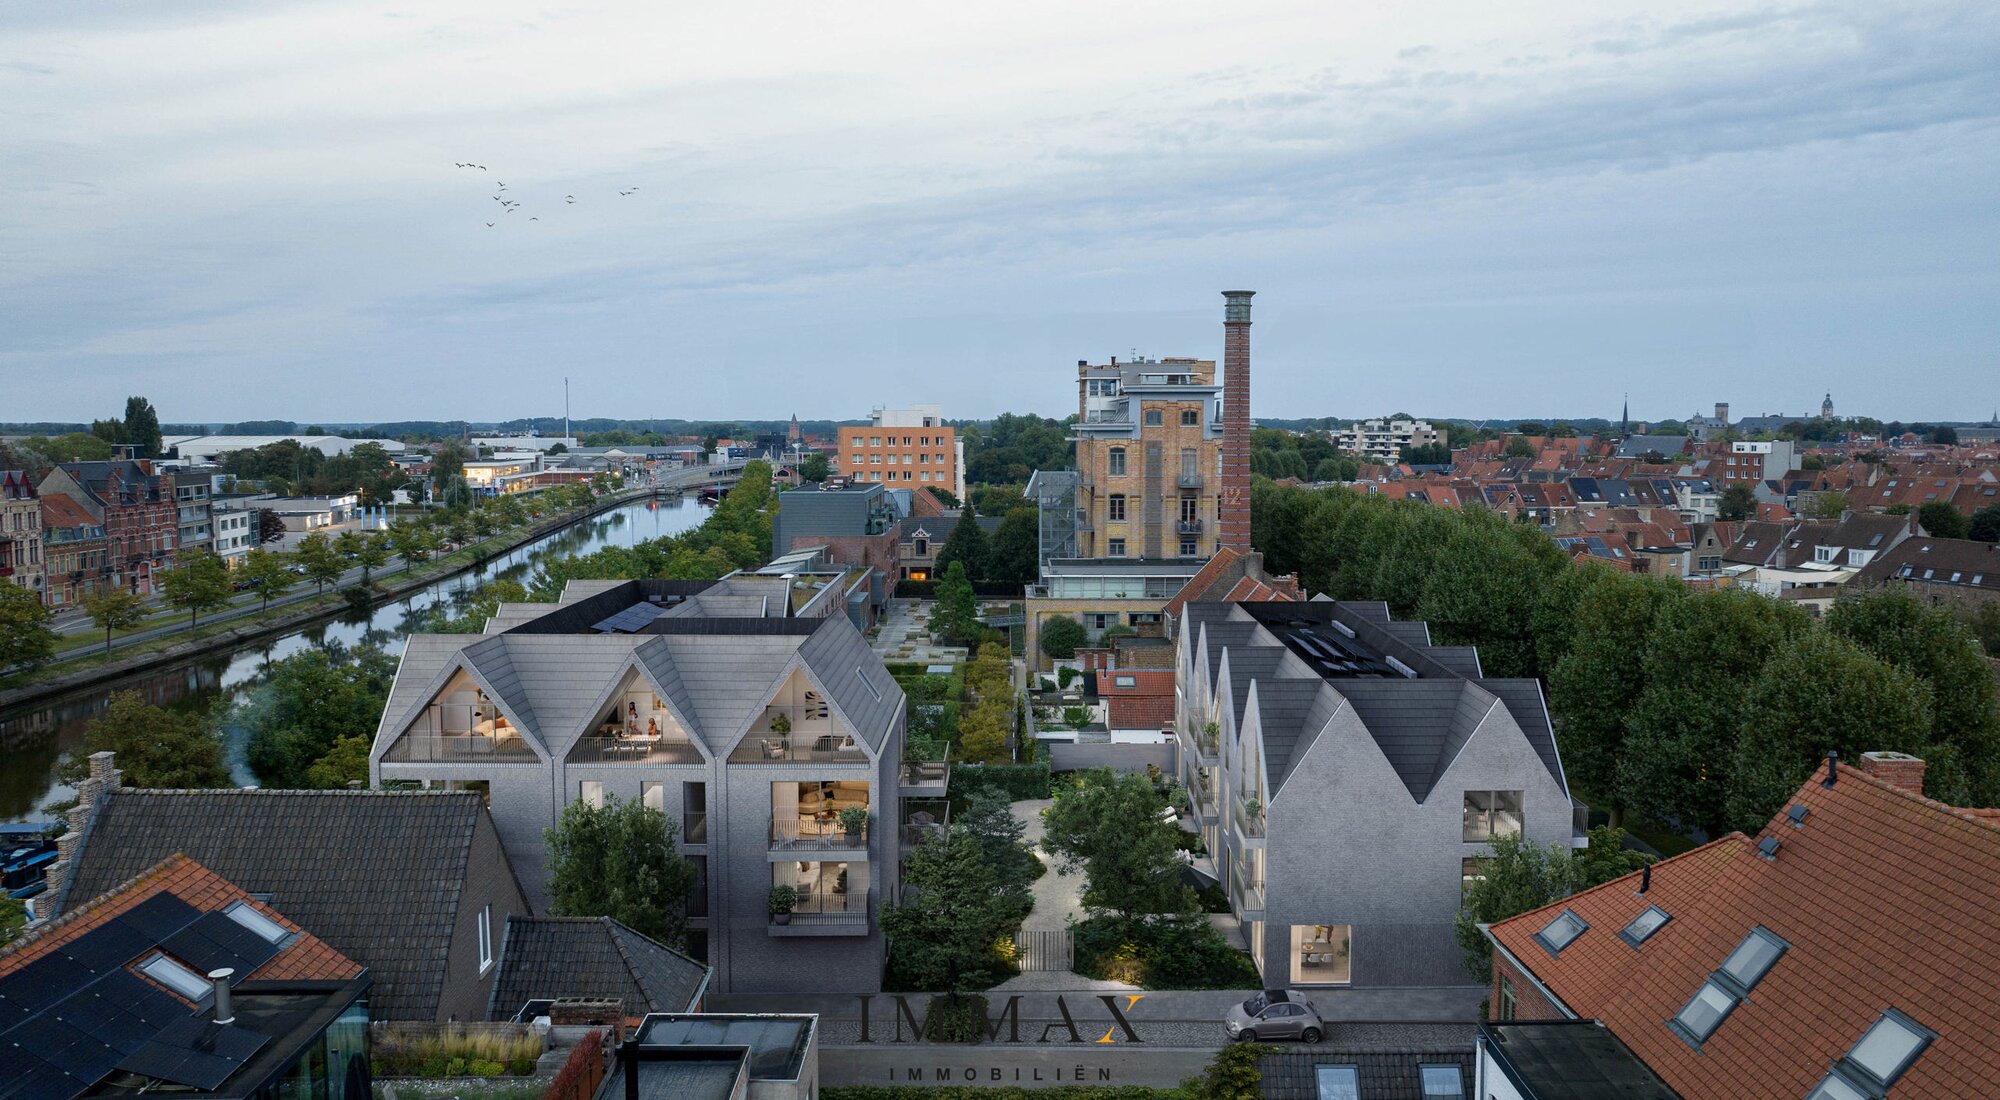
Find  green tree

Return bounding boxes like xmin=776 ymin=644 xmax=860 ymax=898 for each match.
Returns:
xmin=60 ymin=690 xmax=231 ymax=789
xmin=1726 ymin=631 xmax=1933 ymax=831
xmin=0 ymin=582 xmax=58 ymax=673
xmin=239 ymin=644 xmax=397 ymax=788
xmin=1040 ymin=771 xmax=1194 ymax=918
xmin=433 ymin=439 xmax=468 ymax=482
xmin=1827 ymin=591 xmax=2000 ymax=804
xmin=1717 ymin=483 xmax=1758 ymax=521
xmin=235 ymin=548 xmax=296 ymax=612
xmin=158 ymin=551 xmax=232 ymax=628
xmin=1807 ymin=490 xmax=1849 ymax=519
xmin=984 ymin=507 xmax=1041 ymax=585
xmin=1504 ymin=436 xmax=1536 ymax=459
xmin=304 ymin=735 xmax=372 ymax=789
xmin=1453 ymin=826 xmax=1651 ymax=983
xmin=1037 ymin=615 xmax=1086 ymax=661
xmin=1969 ymin=503 xmax=2000 ymax=544
xmin=935 ymin=505 xmax=990 ymax=581
xmin=80 ymin=586 xmax=150 ymax=655
xmin=1415 ymin=516 xmax=1558 ymax=678
xmin=1401 ymin=442 xmax=1451 ymax=466
xmin=1546 ymin=572 xmax=1682 ymax=817
xmin=882 ymin=828 xmax=1016 ymax=991
xmin=954 ymin=786 xmax=1039 ymax=920
xmin=930 ymin=561 xmax=981 ymax=648
xmin=798 ymin=452 xmax=829 ymax=483
xmin=388 ymin=524 xmax=435 ymax=571
xmin=544 ymin=794 xmax=697 ymax=947
xmin=1917 ymin=501 xmax=1970 ymax=540
xmin=354 ymin=533 xmax=391 ymax=584
xmin=1933 ymin=425 xmax=1959 ymax=446
xmin=122 ymin=396 xmax=163 ymax=457
xmin=1192 ymin=1042 xmax=1264 ymax=1100
xmin=294 ymin=533 xmax=344 ymax=593
xmin=0 ymin=899 xmax=24 ymax=948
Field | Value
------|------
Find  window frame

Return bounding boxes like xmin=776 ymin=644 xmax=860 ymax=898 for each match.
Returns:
xmin=1718 ymin=926 xmax=1788 ymax=993
xmin=1619 ymin=905 xmax=1672 ymax=948
xmin=1837 ymin=1008 xmax=1935 ymax=1091
xmin=1107 ymin=538 xmax=1127 ymax=557
xmin=1418 ymin=1064 xmax=1464 ymax=1099
xmin=1108 ymin=493 xmax=1127 ymax=521
xmin=1144 ymin=408 xmax=1164 ymax=427
xmin=1312 ymin=1064 xmax=1361 ymax=1100
xmin=138 ymin=952 xmax=214 ymax=1002
xmin=1108 ymin=447 xmax=1127 ymax=476
xmin=478 ymin=903 xmax=494 ymax=974
xmin=1462 ymin=789 xmax=1525 ymax=842
xmin=223 ymin=898 xmax=295 ymax=946
xmin=1531 ymin=909 xmax=1588 ymax=957
xmin=1668 ymin=979 xmax=1739 ymax=1048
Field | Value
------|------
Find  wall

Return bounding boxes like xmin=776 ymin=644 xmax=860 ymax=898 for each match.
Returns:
xmin=836 ymin=426 xmax=958 ymax=497
xmin=1098 ymin=668 xmax=1176 ymax=730
xmin=441 ymin=811 xmax=533 ymax=1022
xmin=1047 ymin=741 xmax=1174 ymax=775
xmin=1490 ymin=951 xmax=1569 ymax=1022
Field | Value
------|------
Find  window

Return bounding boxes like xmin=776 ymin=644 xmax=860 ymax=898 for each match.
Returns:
xmin=1671 ymin=980 xmax=1738 ymax=1046
xmin=642 ymin=781 xmax=665 ymax=812
xmin=1109 ymin=448 xmax=1127 ymax=476
xmin=1144 ymin=408 xmax=1164 ymax=427
xmin=1532 ymin=909 xmax=1587 ymax=956
xmin=580 ymin=780 xmax=605 ymax=808
xmin=223 ymin=899 xmax=292 ymax=945
xmin=1419 ymin=1065 xmax=1464 ymax=1099
xmin=1182 ymin=409 xmax=1199 ymax=426
xmin=1621 ymin=905 xmax=1671 ymax=947
xmin=1497 ymin=977 xmax=1517 ymax=1021
xmin=869 ymin=436 xmax=880 ymax=447
xmin=139 ymin=953 xmax=212 ymax=1001
xmin=1180 ymin=539 xmax=1197 ymax=556
xmin=1804 ymin=1076 xmax=1867 ymax=1100
xmin=1112 ymin=674 xmax=1137 ymax=688
xmin=1462 ymin=790 xmax=1524 ymax=841
xmin=1832 ymin=1009 xmax=1934 ymax=1090
xmin=1291 ymin=924 xmax=1351 ymax=984
xmin=477 ymin=904 xmax=494 ymax=973
xmin=1107 ymin=538 xmax=1127 ymax=557
xmin=1460 ymin=858 xmax=1486 ymax=900
xmin=1108 ymin=494 xmax=1127 ymax=521
xmin=1719 ymin=927 xmax=1787 ymax=991
xmin=1313 ymin=1065 xmax=1360 ymax=1100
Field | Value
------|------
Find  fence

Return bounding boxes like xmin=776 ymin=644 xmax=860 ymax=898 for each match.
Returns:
xmin=1011 ymin=930 xmax=1074 ymax=973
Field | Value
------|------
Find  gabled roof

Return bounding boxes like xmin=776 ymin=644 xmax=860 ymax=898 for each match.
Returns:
xmin=487 ymin=915 xmax=708 ymax=1021
xmin=56 ymin=789 xmax=506 ymax=1021
xmin=1255 ymin=1046 xmax=1476 ymax=1100
xmin=1488 ymin=760 xmax=2000 ymax=1099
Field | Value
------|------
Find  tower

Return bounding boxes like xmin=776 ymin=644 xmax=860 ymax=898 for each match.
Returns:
xmin=1621 ymin=394 xmax=1629 ymax=436
xmin=1821 ymin=393 xmax=1835 ymax=421
xmin=1218 ymin=291 xmax=1255 ymax=555
xmin=788 ymin=414 xmax=801 ymax=445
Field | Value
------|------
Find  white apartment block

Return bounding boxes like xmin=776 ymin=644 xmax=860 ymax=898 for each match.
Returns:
xmin=1333 ymin=419 xmax=1445 ymax=461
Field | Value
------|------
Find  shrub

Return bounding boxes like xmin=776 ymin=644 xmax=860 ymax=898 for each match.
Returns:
xmin=950 ymin=763 xmax=1052 ymax=805
xmin=1071 ymin=915 xmax=1262 ymax=990
xmin=370 ymin=1023 xmax=543 ymax=1078
xmin=1040 ymin=616 xmax=1087 ymax=660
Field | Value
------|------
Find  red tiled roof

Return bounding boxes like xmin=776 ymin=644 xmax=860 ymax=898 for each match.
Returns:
xmin=1489 ymin=762 xmax=2000 ymax=1099
xmin=39 ymin=492 xmax=96 ymax=529
xmin=0 ymin=853 xmax=361 ymax=990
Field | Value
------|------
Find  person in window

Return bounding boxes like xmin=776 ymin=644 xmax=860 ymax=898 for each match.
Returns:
xmin=646 ymin=717 xmax=659 ymax=737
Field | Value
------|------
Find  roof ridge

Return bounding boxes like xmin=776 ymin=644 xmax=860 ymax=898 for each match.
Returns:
xmin=1828 ymin=761 xmax=2000 ymax=838
xmin=1489 ymin=833 xmax=1750 ymax=940
xmin=2 ymin=853 xmax=191 ymax=959
xmin=111 ymin=786 xmax=481 ymax=797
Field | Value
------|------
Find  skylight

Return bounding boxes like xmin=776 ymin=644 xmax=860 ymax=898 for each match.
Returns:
xmin=1671 ymin=981 xmax=1737 ymax=1045
xmin=1620 ymin=905 xmax=1671 ymax=947
xmin=1845 ymin=1010 xmax=1933 ymax=1087
xmin=1532 ymin=909 xmax=1588 ymax=956
xmin=224 ymin=899 xmax=291 ymax=944
xmin=1419 ymin=1065 xmax=1464 ymax=1099
xmin=1313 ymin=1065 xmax=1360 ymax=1100
xmin=138 ymin=953 xmax=212 ymax=1001
xmin=1719 ymin=927 xmax=1788 ymax=991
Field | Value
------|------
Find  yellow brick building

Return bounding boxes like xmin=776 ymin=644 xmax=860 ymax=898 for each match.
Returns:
xmin=1071 ymin=357 xmax=1222 ymax=561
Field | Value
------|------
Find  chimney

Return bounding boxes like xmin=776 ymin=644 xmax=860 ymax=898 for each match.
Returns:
xmin=1857 ymin=751 xmax=1927 ymax=794
xmin=209 ymin=968 xmax=235 ymax=1025
xmin=620 ymin=1035 xmax=641 ymax=1100
xmin=1219 ymin=291 xmax=1256 ymax=554
xmin=1823 ymin=749 xmax=1839 ymax=787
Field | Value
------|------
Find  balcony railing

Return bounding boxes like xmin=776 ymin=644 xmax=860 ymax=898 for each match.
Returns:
xmin=777 ymin=888 xmax=871 ymax=928
xmin=771 ymin=816 xmax=871 ymax=851
xmin=1176 ymin=519 xmax=1204 ymax=534
xmin=380 ymin=706 xmax=538 ymax=763
xmin=1189 ymin=774 xmax=1217 ymax=818
xmin=1176 ymin=472 xmax=1204 ymax=489
xmin=733 ymin=731 xmax=870 ymax=764
xmin=900 ymin=800 xmax=951 ymax=847
xmin=1233 ymin=797 xmax=1266 ymax=840
xmin=568 ymin=733 xmax=703 ymax=765
xmin=899 ymin=741 xmax=951 ymax=793
xmin=1231 ymin=858 xmax=1266 ymax=913
xmin=1185 ymin=726 xmax=1219 ymax=762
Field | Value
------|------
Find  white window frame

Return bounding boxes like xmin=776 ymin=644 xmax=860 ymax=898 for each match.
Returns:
xmin=478 ymin=903 xmax=494 ymax=975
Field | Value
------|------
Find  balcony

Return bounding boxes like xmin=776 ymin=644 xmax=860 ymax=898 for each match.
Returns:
xmin=1176 ymin=472 xmax=1204 ymax=489
xmin=898 ymin=740 xmax=951 ymax=795
xmin=1176 ymin=519 xmax=1204 ymax=535
xmin=380 ymin=705 xmax=538 ymax=763
xmin=1184 ymin=724 xmax=1219 ymax=763
xmin=1188 ymin=771 xmax=1217 ymax=820
xmin=770 ymin=815 xmax=870 ymax=853
xmin=1230 ymin=858 xmax=1266 ymax=916
xmin=568 ymin=732 xmax=704 ymax=765
xmin=770 ymin=888 xmax=871 ymax=936
xmin=900 ymin=800 xmax=951 ymax=848
xmin=1233 ymin=797 xmax=1266 ymax=843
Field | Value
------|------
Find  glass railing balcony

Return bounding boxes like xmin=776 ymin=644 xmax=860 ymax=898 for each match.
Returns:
xmin=771 ymin=816 xmax=870 ymax=851
xmin=380 ymin=705 xmax=538 ymax=762
xmin=1176 ymin=519 xmax=1204 ymax=534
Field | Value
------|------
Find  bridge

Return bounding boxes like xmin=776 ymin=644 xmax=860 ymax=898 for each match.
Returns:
xmin=647 ymin=458 xmax=752 ymax=497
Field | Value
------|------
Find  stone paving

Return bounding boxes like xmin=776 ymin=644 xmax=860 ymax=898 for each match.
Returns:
xmin=871 ymin=598 xmax=967 ymax=664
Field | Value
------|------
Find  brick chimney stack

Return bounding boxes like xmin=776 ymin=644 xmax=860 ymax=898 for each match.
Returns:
xmin=1219 ymin=291 xmax=1255 ymax=554
xmin=1858 ymin=750 xmax=1927 ymax=794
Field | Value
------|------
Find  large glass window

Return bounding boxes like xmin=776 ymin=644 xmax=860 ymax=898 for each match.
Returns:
xmin=1462 ymin=790 xmax=1523 ymax=841
xmin=1291 ymin=924 xmax=1351 ymax=985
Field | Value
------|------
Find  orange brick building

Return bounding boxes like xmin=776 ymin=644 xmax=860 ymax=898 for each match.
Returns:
xmin=836 ymin=404 xmax=962 ymax=500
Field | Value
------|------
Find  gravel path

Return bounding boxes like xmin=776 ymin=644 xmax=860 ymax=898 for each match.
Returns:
xmin=990 ymin=799 xmax=1140 ymax=994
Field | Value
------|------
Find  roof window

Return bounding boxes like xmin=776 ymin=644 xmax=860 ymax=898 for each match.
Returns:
xmin=1532 ymin=909 xmax=1588 ymax=957
xmin=1619 ymin=905 xmax=1671 ymax=947
xmin=137 ymin=952 xmax=212 ymax=1001
xmin=224 ymin=898 xmax=293 ymax=945
xmin=1845 ymin=1009 xmax=1934 ymax=1087
xmin=1419 ymin=1064 xmax=1464 ymax=1099
xmin=1670 ymin=980 xmax=1738 ymax=1046
xmin=1313 ymin=1065 xmax=1361 ymax=1100
xmin=1719 ymin=926 xmax=1788 ymax=991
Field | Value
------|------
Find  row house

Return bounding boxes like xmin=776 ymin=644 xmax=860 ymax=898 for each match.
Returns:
xmin=370 ymin=575 xmax=917 ymax=996
xmin=39 ymin=492 xmax=108 ymax=608
xmin=0 ymin=469 xmax=45 ymax=602
xmin=1855 ymin=536 xmax=2000 ymax=611
xmin=38 ymin=460 xmax=177 ymax=595
xmin=168 ymin=468 xmax=215 ymax=558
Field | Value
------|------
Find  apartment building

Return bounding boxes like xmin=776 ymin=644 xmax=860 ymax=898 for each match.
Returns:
xmin=168 ymin=469 xmax=214 ymax=558
xmin=1719 ymin=439 xmax=1796 ymax=484
xmin=1481 ymin=752 xmax=2000 ymax=1099
xmin=1177 ymin=599 xmax=1573 ymax=995
xmin=39 ymin=492 xmax=107 ymax=608
xmin=1071 ymin=355 xmax=1222 ymax=561
xmin=211 ymin=502 xmax=256 ymax=567
xmin=370 ymin=574 xmax=928 ymax=996
xmin=1333 ymin=419 xmax=1446 ymax=461
xmin=837 ymin=405 xmax=962 ymax=500
xmin=0 ymin=469 xmax=45 ymax=603
xmin=38 ymin=460 xmax=175 ymax=595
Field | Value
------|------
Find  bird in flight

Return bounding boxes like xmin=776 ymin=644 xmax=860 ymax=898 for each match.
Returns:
xmin=618 ymin=189 xmax=634 ymax=196
xmin=486 ymin=222 xmax=495 ymax=227
xmin=529 ymin=216 xmax=539 ymax=221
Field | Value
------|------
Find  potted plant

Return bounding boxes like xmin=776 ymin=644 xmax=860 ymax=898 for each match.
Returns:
xmin=1201 ymin=721 xmax=1220 ymax=752
xmin=838 ymin=806 xmax=869 ymax=840
xmin=767 ymin=885 xmax=798 ymax=925
xmin=903 ymin=739 xmax=933 ymax=783
xmin=1243 ymin=796 xmax=1262 ymax=822
xmin=769 ymin=711 xmax=792 ymax=737
xmin=834 ymin=869 xmax=849 ymax=894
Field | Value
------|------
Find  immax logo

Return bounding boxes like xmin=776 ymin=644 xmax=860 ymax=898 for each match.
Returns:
xmin=854 ymin=994 xmax=1148 ymax=1044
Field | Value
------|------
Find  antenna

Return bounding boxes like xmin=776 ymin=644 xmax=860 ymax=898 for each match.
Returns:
xmin=564 ymin=376 xmax=570 ymax=445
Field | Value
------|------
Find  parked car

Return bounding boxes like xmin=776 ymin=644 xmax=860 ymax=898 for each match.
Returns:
xmin=1223 ymin=989 xmax=1323 ymax=1043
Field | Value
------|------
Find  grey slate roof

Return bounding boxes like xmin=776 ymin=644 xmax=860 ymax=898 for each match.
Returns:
xmin=487 ymin=916 xmax=709 ymax=1020
xmin=1256 ymin=1048 xmax=1476 ymax=1100
xmin=56 ymin=789 xmax=499 ymax=1021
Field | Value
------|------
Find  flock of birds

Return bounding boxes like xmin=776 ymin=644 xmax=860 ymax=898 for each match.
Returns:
xmin=456 ymin=163 xmax=638 ymax=228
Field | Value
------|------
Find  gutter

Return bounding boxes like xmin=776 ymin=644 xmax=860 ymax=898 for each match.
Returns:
xmin=1481 ymin=925 xmax=1579 ymax=1020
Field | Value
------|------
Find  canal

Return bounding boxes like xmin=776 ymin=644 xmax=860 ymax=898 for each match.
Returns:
xmin=0 ymin=493 xmax=712 ymax=821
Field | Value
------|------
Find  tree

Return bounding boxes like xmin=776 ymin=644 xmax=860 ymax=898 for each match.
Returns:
xmin=158 ymin=551 xmax=231 ymax=628
xmin=1400 ymin=442 xmax=1451 ymax=466
xmin=1193 ymin=1043 xmax=1264 ymax=1100
xmin=798 ymin=452 xmax=829 ymax=483
xmin=60 ymin=690 xmax=231 ymax=789
xmin=1718 ymin=483 xmax=1757 ymax=521
xmin=80 ymin=587 xmax=148 ymax=656
xmin=1970 ymin=503 xmax=2000 ymax=544
xmin=1807 ymin=490 xmax=1849 ymax=520
xmin=954 ymin=786 xmax=1039 ymax=920
xmin=1040 ymin=771 xmax=1194 ymax=918
xmin=433 ymin=438 xmax=468 ymax=482
xmin=255 ymin=508 xmax=287 ymax=544
xmin=930 ymin=561 xmax=980 ymax=647
xmin=1933 ymin=425 xmax=1959 ymax=446
xmin=882 ymin=828 xmax=1016 ymax=991
xmin=544 ymin=794 xmax=697 ymax=947
xmin=239 ymin=644 xmax=397 ymax=788
xmin=1917 ymin=501 xmax=1970 ymax=540
xmin=1726 ymin=631 xmax=1932 ymax=831
xmin=293 ymin=533 xmax=344 ymax=593
xmin=1546 ymin=572 xmax=1682 ymax=818
xmin=934 ymin=505 xmax=990 ymax=580
xmin=389 ymin=524 xmax=435 ymax=572
xmin=0 ymin=899 xmax=23 ymax=948
xmin=353 ymin=533 xmax=391 ymax=584
xmin=0 ymin=583 xmax=58 ymax=673
xmin=1453 ymin=827 xmax=1651 ymax=983
xmin=984 ymin=507 xmax=1040 ymax=585
xmin=1504 ymin=437 xmax=1536 ymax=459
xmin=122 ymin=396 xmax=163 ymax=457
xmin=236 ymin=549 xmax=295 ymax=612
xmin=1038 ymin=615 xmax=1087 ymax=661
xmin=547 ymin=442 xmax=569 ymax=455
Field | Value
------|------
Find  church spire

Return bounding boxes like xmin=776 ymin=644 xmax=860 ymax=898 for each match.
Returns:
xmin=1621 ymin=394 xmax=1629 ymax=436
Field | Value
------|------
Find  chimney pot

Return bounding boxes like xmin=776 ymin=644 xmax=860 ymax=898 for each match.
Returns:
xmin=1639 ymin=863 xmax=1651 ymax=894
xmin=1823 ymin=750 xmax=1839 ymax=787
xmin=621 ymin=1036 xmax=641 ymax=1100
xmin=1857 ymin=751 xmax=1927 ymax=794
xmin=209 ymin=968 xmax=235 ymax=1025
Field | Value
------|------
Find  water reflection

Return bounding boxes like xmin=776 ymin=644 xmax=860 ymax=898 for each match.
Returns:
xmin=0 ymin=495 xmax=708 ymax=821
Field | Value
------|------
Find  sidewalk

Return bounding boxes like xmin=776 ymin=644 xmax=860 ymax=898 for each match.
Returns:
xmin=871 ymin=598 xmax=967 ymax=664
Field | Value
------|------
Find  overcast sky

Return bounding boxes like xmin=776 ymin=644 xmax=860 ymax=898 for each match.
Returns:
xmin=3 ymin=1 xmax=1996 ymax=426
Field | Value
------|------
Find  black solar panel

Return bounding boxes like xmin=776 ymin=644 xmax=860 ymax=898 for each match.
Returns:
xmin=118 ymin=1017 xmax=267 ymax=1090
xmin=161 ymin=912 xmax=280 ymax=976
xmin=115 ymin=894 xmax=202 ymax=942
xmin=56 ymin=919 xmax=153 ymax=974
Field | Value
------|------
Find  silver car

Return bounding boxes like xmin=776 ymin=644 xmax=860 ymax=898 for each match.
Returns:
xmin=1223 ymin=989 xmax=1324 ymax=1043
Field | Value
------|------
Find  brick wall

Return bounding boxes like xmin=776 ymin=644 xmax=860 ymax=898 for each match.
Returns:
xmin=1491 ymin=951 xmax=1567 ymax=1022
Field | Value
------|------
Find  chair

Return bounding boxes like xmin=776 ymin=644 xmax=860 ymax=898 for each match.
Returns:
xmin=762 ymin=738 xmax=788 ymax=760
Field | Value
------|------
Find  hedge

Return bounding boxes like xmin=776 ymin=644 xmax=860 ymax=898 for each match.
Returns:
xmin=1071 ymin=914 xmax=1263 ymax=990
xmin=949 ymin=762 xmax=1052 ymax=806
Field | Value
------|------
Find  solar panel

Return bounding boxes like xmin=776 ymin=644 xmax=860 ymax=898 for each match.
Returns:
xmin=56 ymin=920 xmax=154 ymax=976
xmin=118 ymin=1017 xmax=268 ymax=1091
xmin=160 ymin=912 xmax=280 ymax=976
xmin=115 ymin=894 xmax=202 ymax=942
